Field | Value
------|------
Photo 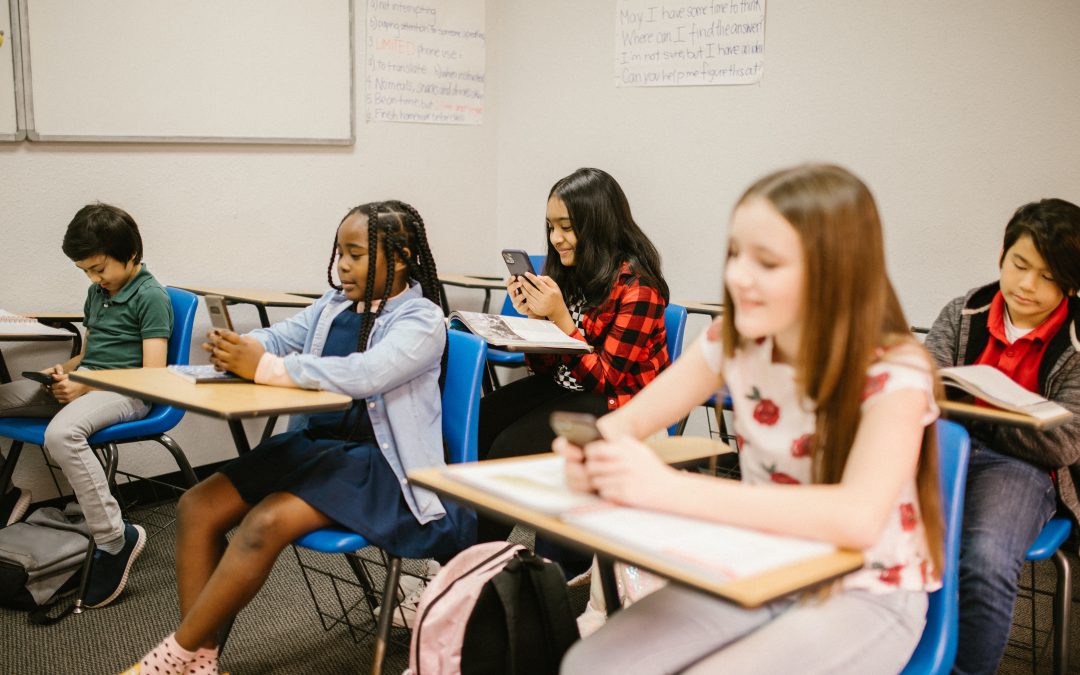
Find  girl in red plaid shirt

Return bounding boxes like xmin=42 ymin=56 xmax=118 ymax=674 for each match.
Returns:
xmin=477 ymin=168 xmax=671 ymax=568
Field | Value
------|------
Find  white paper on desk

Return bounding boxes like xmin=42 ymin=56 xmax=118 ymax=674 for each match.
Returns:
xmin=0 ymin=310 xmax=74 ymax=336
xmin=564 ymin=507 xmax=836 ymax=582
xmin=445 ymin=456 xmax=600 ymax=515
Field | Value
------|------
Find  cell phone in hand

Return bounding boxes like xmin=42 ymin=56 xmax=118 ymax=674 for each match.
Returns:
xmin=550 ymin=411 xmax=603 ymax=447
xmin=22 ymin=371 xmax=54 ymax=386
xmin=204 ymin=294 xmax=234 ymax=332
xmin=501 ymin=249 xmax=539 ymax=290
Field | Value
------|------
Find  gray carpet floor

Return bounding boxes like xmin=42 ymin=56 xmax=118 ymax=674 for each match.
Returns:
xmin=1 ymin=498 xmax=1077 ymax=674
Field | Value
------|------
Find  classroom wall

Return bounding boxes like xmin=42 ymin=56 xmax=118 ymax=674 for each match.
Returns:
xmin=493 ymin=0 xmax=1080 ymax=329
xmin=0 ymin=2 xmax=501 ymax=499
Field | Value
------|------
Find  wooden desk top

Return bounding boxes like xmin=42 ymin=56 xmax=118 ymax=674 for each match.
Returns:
xmin=676 ymin=299 xmax=724 ymax=317
xmin=22 ymin=312 xmax=85 ymax=323
xmin=410 ymin=458 xmax=862 ymax=608
xmin=69 ymin=368 xmax=351 ymax=420
xmin=172 ymin=285 xmax=316 ymax=308
xmin=0 ymin=333 xmax=74 ymax=341
xmin=438 ymin=273 xmax=507 ymax=290
xmin=939 ymin=399 xmax=1065 ymax=430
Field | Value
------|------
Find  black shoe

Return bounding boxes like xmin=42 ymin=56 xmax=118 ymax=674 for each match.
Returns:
xmin=83 ymin=523 xmax=147 ymax=608
xmin=0 ymin=486 xmax=31 ymax=526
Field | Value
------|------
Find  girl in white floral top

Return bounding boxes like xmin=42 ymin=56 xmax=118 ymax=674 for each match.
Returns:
xmin=559 ymin=164 xmax=945 ymax=674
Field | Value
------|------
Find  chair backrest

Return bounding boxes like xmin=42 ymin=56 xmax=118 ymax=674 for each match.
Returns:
xmin=664 ymin=304 xmax=688 ymax=436
xmin=900 ymin=419 xmax=970 ymax=675
xmin=443 ymin=330 xmax=487 ymax=464
xmin=500 ymin=255 xmax=547 ymax=318
xmin=166 ymin=287 xmax=199 ymax=366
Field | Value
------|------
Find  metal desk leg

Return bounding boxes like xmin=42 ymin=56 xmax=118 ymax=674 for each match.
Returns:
xmin=0 ymin=350 xmax=10 ymax=384
xmin=481 ymin=289 xmax=492 ymax=314
xmin=0 ymin=440 xmax=24 ymax=494
xmin=256 ymin=305 xmax=271 ymax=329
xmin=598 ymin=557 xmax=621 ymax=616
xmin=228 ymin=420 xmax=252 ymax=455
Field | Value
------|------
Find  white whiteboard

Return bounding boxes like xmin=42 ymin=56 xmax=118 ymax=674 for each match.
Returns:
xmin=0 ymin=0 xmax=24 ymax=140
xmin=20 ymin=0 xmax=354 ymax=144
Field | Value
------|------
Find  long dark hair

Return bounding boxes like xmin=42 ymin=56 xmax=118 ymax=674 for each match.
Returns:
xmin=325 ymin=200 xmax=442 ymax=353
xmin=544 ymin=168 xmax=669 ymax=310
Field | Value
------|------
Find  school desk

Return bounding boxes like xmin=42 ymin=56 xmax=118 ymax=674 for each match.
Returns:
xmin=0 ymin=317 xmax=81 ymax=384
xmin=171 ymin=285 xmax=315 ymax=329
xmin=938 ymin=399 xmax=1069 ymax=431
xmin=676 ymin=299 xmax=724 ymax=318
xmin=437 ymin=273 xmax=505 ymax=314
xmin=69 ymin=367 xmax=351 ymax=455
xmin=409 ymin=440 xmax=863 ymax=612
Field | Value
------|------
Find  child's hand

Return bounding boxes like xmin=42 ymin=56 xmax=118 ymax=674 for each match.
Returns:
xmin=506 ymin=277 xmax=540 ymax=319
xmin=50 ymin=374 xmax=89 ymax=404
xmin=43 ymin=364 xmax=65 ymax=378
xmin=552 ymin=436 xmax=594 ymax=494
xmin=706 ymin=315 xmax=723 ymax=342
xmin=582 ymin=437 xmax=679 ymax=509
xmin=208 ymin=332 xmax=265 ymax=379
xmin=518 ymin=273 xmax=570 ymax=325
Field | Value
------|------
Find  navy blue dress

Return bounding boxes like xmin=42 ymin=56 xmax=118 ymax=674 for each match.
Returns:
xmin=220 ymin=308 xmax=475 ymax=560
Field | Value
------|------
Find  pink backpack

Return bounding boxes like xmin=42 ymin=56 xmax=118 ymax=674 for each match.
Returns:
xmin=406 ymin=542 xmax=579 ymax=675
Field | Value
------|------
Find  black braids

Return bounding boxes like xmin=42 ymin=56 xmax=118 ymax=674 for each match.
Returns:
xmin=327 ymin=205 xmax=364 ymax=291
xmin=356 ymin=203 xmax=383 ymax=353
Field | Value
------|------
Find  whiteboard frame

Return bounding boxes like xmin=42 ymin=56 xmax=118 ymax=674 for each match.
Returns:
xmin=18 ymin=0 xmax=355 ymax=145
xmin=0 ymin=0 xmax=26 ymax=140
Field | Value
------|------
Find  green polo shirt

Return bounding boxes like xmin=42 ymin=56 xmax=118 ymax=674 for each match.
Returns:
xmin=81 ymin=265 xmax=173 ymax=371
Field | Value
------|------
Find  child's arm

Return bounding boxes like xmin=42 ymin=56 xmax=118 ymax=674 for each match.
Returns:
xmin=923 ymin=296 xmax=964 ymax=369
xmin=248 ymin=299 xmax=324 ymax=356
xmin=582 ymin=380 xmax=932 ymax=550
xmin=985 ymin=357 xmax=1080 ymax=468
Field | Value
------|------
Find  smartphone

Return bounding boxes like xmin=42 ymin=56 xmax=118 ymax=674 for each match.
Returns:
xmin=22 ymin=371 xmax=54 ymax=385
xmin=501 ymin=249 xmax=536 ymax=278
xmin=204 ymin=294 xmax=234 ymax=332
xmin=550 ymin=411 xmax=603 ymax=447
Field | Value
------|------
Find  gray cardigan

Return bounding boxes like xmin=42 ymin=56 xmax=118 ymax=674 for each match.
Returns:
xmin=925 ymin=282 xmax=1080 ymax=523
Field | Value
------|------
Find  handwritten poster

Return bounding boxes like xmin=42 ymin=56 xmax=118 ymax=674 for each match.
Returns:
xmin=615 ymin=0 xmax=765 ymax=87
xmin=365 ymin=0 xmax=485 ymax=125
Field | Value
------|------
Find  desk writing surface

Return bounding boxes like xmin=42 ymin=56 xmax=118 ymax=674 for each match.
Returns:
xmin=172 ymin=286 xmax=315 ymax=308
xmin=676 ymin=300 xmax=724 ymax=317
xmin=437 ymin=273 xmax=506 ymax=290
xmin=939 ymin=399 xmax=1062 ymax=430
xmin=69 ymin=368 xmax=350 ymax=419
xmin=22 ymin=312 xmax=85 ymax=322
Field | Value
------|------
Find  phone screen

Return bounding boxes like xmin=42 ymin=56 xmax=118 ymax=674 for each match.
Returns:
xmin=205 ymin=295 xmax=234 ymax=332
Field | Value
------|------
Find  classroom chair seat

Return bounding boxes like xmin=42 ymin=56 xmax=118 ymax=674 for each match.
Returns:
xmin=290 ymin=330 xmax=486 ymax=675
xmin=899 ymin=419 xmax=970 ymax=675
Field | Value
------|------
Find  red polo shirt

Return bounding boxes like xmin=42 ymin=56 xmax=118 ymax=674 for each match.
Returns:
xmin=975 ymin=291 xmax=1069 ymax=393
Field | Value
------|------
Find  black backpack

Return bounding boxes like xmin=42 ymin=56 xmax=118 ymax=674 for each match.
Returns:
xmin=408 ymin=542 xmax=580 ymax=675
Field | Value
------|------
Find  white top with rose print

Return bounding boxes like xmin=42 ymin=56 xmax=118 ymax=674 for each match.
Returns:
xmin=698 ymin=332 xmax=942 ymax=594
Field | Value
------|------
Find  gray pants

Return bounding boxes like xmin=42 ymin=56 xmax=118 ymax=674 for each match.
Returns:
xmin=0 ymin=379 xmax=150 ymax=549
xmin=561 ymin=584 xmax=927 ymax=674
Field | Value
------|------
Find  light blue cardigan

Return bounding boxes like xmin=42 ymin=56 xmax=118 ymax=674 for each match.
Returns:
xmin=248 ymin=283 xmax=448 ymax=524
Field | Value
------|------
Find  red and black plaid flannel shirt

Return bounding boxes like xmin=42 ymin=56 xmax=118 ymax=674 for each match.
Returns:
xmin=526 ymin=263 xmax=669 ymax=409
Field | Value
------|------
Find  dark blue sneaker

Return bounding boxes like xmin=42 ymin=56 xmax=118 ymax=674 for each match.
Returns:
xmin=83 ymin=523 xmax=147 ymax=608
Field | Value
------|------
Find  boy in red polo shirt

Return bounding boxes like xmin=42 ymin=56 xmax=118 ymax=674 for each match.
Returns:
xmin=926 ymin=198 xmax=1080 ymax=674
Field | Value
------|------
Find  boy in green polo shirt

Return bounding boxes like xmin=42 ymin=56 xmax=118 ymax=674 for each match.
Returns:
xmin=0 ymin=203 xmax=172 ymax=608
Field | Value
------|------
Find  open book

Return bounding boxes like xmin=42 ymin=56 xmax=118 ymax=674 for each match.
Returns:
xmin=448 ymin=310 xmax=592 ymax=354
xmin=166 ymin=365 xmax=246 ymax=384
xmin=443 ymin=455 xmax=839 ymax=585
xmin=940 ymin=365 xmax=1072 ymax=429
xmin=0 ymin=310 xmax=74 ymax=337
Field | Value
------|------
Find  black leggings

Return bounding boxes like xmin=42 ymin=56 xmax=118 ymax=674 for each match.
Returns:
xmin=477 ymin=373 xmax=609 ymax=546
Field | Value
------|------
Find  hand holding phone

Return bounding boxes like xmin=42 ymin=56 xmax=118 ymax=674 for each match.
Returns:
xmin=22 ymin=371 xmax=55 ymax=386
xmin=549 ymin=411 xmax=603 ymax=447
xmin=204 ymin=294 xmax=234 ymax=332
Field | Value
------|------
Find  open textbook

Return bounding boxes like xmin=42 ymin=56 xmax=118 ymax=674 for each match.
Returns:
xmin=448 ymin=310 xmax=592 ymax=354
xmin=940 ymin=365 xmax=1072 ymax=429
xmin=166 ymin=365 xmax=246 ymax=384
xmin=444 ymin=455 xmax=840 ymax=585
xmin=0 ymin=310 xmax=73 ymax=337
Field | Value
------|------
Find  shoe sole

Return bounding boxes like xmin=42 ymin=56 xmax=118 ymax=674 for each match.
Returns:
xmin=84 ymin=524 xmax=147 ymax=609
xmin=6 ymin=489 xmax=31 ymax=526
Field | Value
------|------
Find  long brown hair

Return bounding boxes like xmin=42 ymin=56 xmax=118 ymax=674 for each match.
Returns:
xmin=722 ymin=164 xmax=944 ymax=574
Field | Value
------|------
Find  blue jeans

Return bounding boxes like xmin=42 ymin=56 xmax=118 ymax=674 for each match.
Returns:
xmin=954 ymin=437 xmax=1057 ymax=675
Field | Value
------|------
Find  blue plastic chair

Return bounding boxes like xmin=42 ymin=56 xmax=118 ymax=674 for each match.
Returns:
xmin=485 ymin=254 xmax=547 ymax=387
xmin=663 ymin=303 xmax=687 ymax=436
xmin=292 ymin=330 xmax=487 ymax=675
xmin=1014 ymin=517 xmax=1072 ymax=674
xmin=0 ymin=287 xmax=200 ymax=498
xmin=900 ymin=419 xmax=971 ymax=674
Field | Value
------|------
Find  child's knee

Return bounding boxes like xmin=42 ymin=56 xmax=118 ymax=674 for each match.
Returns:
xmin=233 ymin=506 xmax=288 ymax=553
xmin=43 ymin=421 xmax=88 ymax=460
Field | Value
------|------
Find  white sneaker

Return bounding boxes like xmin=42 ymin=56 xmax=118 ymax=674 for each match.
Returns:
xmin=376 ymin=560 xmax=441 ymax=629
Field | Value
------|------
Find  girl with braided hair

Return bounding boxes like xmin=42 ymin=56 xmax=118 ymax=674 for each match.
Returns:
xmin=123 ymin=201 xmax=472 ymax=675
